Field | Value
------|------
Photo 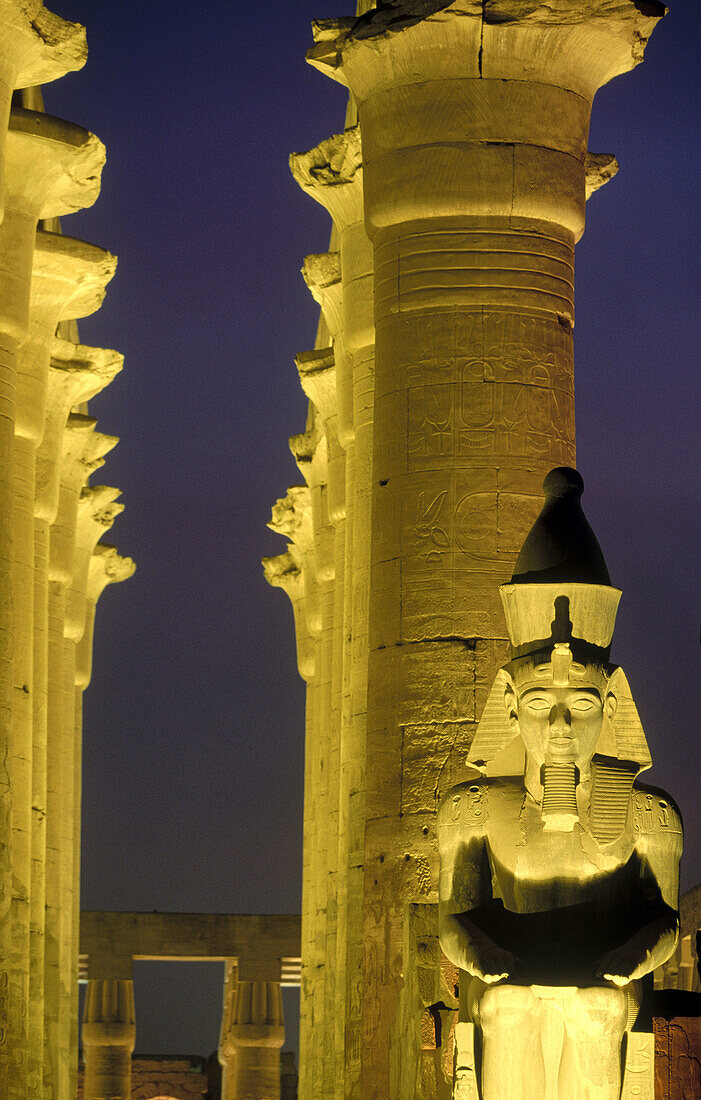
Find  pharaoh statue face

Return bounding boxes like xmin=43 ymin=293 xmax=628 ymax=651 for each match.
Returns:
xmin=504 ymin=643 xmax=617 ymax=772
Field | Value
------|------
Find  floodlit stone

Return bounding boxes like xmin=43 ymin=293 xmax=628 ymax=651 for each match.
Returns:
xmin=219 ymin=961 xmax=285 ymax=1100
xmin=0 ymin=2 xmax=87 ymax=222
xmin=439 ymin=469 xmax=681 ymax=1100
xmin=269 ymin=2 xmax=671 ymax=1095
xmin=82 ymin=978 xmax=136 ymax=1100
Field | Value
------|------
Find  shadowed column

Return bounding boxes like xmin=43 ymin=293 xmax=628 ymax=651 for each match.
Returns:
xmin=82 ymin=976 xmax=136 ymax=1100
xmin=220 ymin=961 xmax=285 ymax=1100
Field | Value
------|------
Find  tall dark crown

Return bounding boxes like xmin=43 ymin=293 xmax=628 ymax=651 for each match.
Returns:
xmin=500 ymin=468 xmax=621 ymax=658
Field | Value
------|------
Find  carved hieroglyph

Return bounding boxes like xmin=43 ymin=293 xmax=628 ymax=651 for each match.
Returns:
xmin=438 ymin=469 xmax=682 ymax=1100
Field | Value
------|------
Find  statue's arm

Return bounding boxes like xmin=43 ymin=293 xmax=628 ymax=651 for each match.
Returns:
xmin=437 ymin=785 xmax=516 ymax=983
xmin=596 ymin=789 xmax=682 ymax=985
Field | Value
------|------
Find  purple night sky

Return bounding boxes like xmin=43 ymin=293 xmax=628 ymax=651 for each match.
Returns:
xmin=45 ymin=0 xmax=699 ymax=1061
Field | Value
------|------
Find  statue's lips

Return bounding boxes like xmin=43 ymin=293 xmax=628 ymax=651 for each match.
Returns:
xmin=549 ymin=737 xmax=574 ymax=750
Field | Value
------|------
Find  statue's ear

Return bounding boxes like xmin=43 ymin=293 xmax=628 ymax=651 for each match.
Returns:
xmin=595 ymin=666 xmax=652 ymax=771
xmin=468 ymin=668 xmax=520 ymax=768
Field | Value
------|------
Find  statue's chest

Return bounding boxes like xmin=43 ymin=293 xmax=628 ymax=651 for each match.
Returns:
xmin=487 ymin=798 xmax=629 ymax=912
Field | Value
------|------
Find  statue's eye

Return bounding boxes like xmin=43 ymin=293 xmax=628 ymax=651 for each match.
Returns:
xmin=571 ymin=699 xmax=597 ymax=712
xmin=525 ymin=697 xmax=550 ymax=712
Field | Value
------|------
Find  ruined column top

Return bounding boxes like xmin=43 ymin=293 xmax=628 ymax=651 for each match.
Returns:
xmin=2 ymin=2 xmax=88 ymax=87
xmin=307 ymin=0 xmax=666 ymax=102
xmin=32 ymin=231 xmax=117 ymax=321
xmin=7 ymin=106 xmax=105 ymax=218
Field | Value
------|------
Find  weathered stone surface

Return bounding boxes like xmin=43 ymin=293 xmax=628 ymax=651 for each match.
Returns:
xmin=653 ymin=1014 xmax=701 ymax=1100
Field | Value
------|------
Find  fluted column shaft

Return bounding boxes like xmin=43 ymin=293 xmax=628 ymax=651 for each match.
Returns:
xmin=45 ymin=421 xmax=116 ymax=1100
xmin=30 ymin=343 xmax=121 ymax=1098
xmin=1 ymin=102 xmax=104 ymax=1097
xmin=290 ymin=123 xmax=375 ymax=1097
xmin=220 ymin=964 xmax=285 ymax=1100
xmin=82 ymin=978 xmax=135 ymax=1100
xmin=307 ymin=4 xmax=665 ymax=1096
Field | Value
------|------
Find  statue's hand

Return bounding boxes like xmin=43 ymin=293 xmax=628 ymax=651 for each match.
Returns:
xmin=595 ymin=949 xmax=641 ymax=986
xmin=472 ymin=946 xmax=517 ymax=984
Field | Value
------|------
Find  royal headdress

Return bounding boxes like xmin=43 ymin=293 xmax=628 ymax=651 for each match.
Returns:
xmin=468 ymin=467 xmax=651 ymax=777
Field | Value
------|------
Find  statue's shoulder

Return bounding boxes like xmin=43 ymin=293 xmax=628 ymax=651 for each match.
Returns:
xmin=438 ymin=778 xmax=489 ymax=831
xmin=630 ymin=781 xmax=683 ymax=839
xmin=438 ymin=776 xmax=523 ymax=832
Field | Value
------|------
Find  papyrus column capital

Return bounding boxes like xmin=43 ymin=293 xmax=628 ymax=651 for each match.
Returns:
xmin=75 ymin=545 xmax=135 ymax=690
xmin=290 ymin=124 xmax=363 ymax=231
xmin=289 ymin=413 xmax=327 ymax=490
xmin=307 ymin=2 xmax=665 ymax=237
xmin=269 ymin=486 xmax=314 ymax=557
xmin=6 ymin=106 xmax=105 ymax=220
xmin=301 ymin=251 xmax=342 ymax=336
xmin=18 ymin=232 xmax=117 ymax=444
xmin=0 ymin=3 xmax=86 ymax=88
xmin=35 ymin=340 xmax=122 ymax=522
xmin=65 ymin=484 xmax=124 ymax=641
xmin=0 ymin=3 xmax=87 ymax=221
xmin=262 ymin=552 xmax=316 ymax=681
xmin=0 ymin=109 xmax=106 ymax=352
xmin=49 ymin=418 xmax=117 ymax=585
xmin=295 ymin=348 xmax=337 ymax=430
xmin=268 ymin=487 xmax=322 ymax=635
xmin=308 ymin=2 xmax=665 ymax=101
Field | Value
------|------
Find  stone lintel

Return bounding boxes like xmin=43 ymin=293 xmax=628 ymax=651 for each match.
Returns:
xmin=80 ymin=911 xmax=302 ymax=982
xmin=290 ymin=124 xmax=363 ymax=228
xmin=7 ymin=107 xmax=105 ymax=218
xmin=31 ymin=230 xmax=117 ymax=320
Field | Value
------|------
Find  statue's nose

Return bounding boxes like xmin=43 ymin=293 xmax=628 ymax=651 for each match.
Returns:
xmin=550 ymin=705 xmax=571 ymax=732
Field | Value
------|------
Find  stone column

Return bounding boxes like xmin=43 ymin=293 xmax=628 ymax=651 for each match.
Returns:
xmin=290 ymin=122 xmax=375 ymax=1096
xmin=15 ymin=234 xmax=115 ymax=1098
xmin=1 ymin=102 xmax=104 ymax=1096
xmin=0 ymin=8 xmax=88 ymax=1075
xmin=82 ymin=975 xmax=136 ymax=1100
xmin=219 ymin=960 xmax=285 ymax=1100
xmin=71 ymin=547 xmax=133 ymax=1100
xmin=30 ymin=339 xmax=121 ymax=1100
xmin=265 ymin=487 xmax=320 ymax=1097
xmin=45 ymin=420 xmax=118 ymax=1100
xmin=307 ymin=3 xmax=665 ymax=1096
xmin=0 ymin=4 xmax=86 ymax=219
xmin=294 ymin=346 xmax=346 ymax=1097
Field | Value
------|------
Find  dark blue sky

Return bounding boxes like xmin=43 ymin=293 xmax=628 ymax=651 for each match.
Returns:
xmin=46 ymin=0 xmax=699 ymax=1060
